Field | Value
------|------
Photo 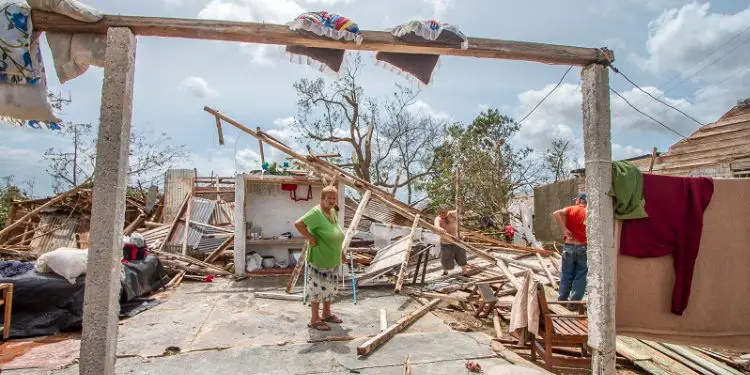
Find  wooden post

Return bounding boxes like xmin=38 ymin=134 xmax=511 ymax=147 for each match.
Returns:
xmin=581 ymin=63 xmax=616 ymax=375
xmin=181 ymin=193 xmax=193 ymax=256
xmin=648 ymin=147 xmax=657 ymax=173
xmin=79 ymin=27 xmax=136 ymax=375
xmin=394 ymin=214 xmax=420 ymax=294
xmin=214 ymin=115 xmax=224 ymax=145
xmin=286 ymin=242 xmax=308 ymax=293
xmin=257 ymin=127 xmax=265 ymax=165
xmin=342 ymin=190 xmax=371 ymax=252
xmin=357 ymin=299 xmax=441 ymax=356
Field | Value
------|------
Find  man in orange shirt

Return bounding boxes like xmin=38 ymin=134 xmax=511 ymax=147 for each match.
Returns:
xmin=552 ymin=193 xmax=588 ymax=303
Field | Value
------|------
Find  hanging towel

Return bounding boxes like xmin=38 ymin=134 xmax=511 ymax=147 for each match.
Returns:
xmin=509 ymin=270 xmax=540 ymax=337
xmin=375 ymin=20 xmax=468 ymax=86
xmin=27 ymin=0 xmax=105 ymax=83
xmin=285 ymin=11 xmax=362 ymax=75
xmin=616 ymin=178 xmax=750 ymax=350
xmin=609 ymin=161 xmax=647 ymax=220
xmin=620 ymin=173 xmax=713 ymax=315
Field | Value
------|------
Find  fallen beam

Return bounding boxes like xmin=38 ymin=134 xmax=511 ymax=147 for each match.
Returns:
xmin=394 ymin=214 xmax=420 ymax=294
xmin=255 ymin=292 xmax=303 ymax=302
xmin=357 ymin=299 xmax=441 ymax=356
xmin=31 ymin=11 xmax=611 ymax=66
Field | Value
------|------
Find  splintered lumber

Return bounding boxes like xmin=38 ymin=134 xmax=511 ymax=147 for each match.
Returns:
xmin=255 ymin=292 xmax=303 ymax=302
xmin=492 ymin=310 xmax=503 ymax=339
xmin=181 ymin=194 xmax=193 ymax=255
xmin=286 ymin=243 xmax=308 ymax=293
xmin=214 ymin=115 xmax=224 ymax=145
xmin=394 ymin=214 xmax=420 ymax=294
xmin=357 ymin=298 xmax=441 ymax=356
xmin=159 ymin=193 xmax=190 ymax=252
xmin=536 ymin=253 xmax=558 ymax=289
xmin=152 ymin=249 xmax=231 ymax=275
xmin=204 ymin=237 xmax=234 ymax=263
xmin=380 ymin=309 xmax=388 ymax=331
xmin=0 ymin=181 xmax=88 ymax=240
xmin=32 ymin=11 xmax=609 ymax=66
xmin=124 ymin=213 xmax=147 ymax=236
xmin=0 ymin=247 xmax=37 ymax=260
xmin=342 ymin=190 xmax=371 ymax=254
xmin=165 ymin=271 xmax=186 ymax=288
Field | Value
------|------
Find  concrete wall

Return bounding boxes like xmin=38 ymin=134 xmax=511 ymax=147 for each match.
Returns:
xmin=533 ymin=177 xmax=585 ymax=242
xmin=234 ymin=176 xmax=345 ymax=274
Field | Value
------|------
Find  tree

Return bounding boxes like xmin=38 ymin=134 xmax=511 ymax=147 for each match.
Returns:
xmin=43 ymin=122 xmax=188 ymax=193
xmin=292 ymin=54 xmax=446 ymax=202
xmin=0 ymin=176 xmax=30 ymax=228
xmin=543 ymin=138 xmax=575 ymax=182
xmin=424 ymin=109 xmax=543 ymax=227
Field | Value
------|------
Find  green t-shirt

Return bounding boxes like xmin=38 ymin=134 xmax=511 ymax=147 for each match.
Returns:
xmin=301 ymin=206 xmax=345 ymax=269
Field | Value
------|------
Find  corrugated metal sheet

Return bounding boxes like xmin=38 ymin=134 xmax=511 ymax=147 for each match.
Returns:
xmin=166 ymin=197 xmax=218 ymax=251
xmin=197 ymin=235 xmax=232 ymax=252
xmin=629 ymin=104 xmax=750 ymax=177
xmin=30 ymin=214 xmax=78 ymax=255
xmin=211 ymin=201 xmax=235 ymax=226
xmin=163 ymin=169 xmax=194 ymax=224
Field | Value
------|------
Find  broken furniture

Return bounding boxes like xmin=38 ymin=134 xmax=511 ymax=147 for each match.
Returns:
xmin=468 ymin=283 xmax=498 ymax=318
xmin=530 ymin=283 xmax=590 ymax=370
xmin=1 ymin=283 xmax=12 ymax=340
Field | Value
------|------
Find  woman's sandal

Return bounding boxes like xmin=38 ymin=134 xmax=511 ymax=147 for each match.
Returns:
xmin=322 ymin=314 xmax=343 ymax=324
xmin=308 ymin=321 xmax=331 ymax=331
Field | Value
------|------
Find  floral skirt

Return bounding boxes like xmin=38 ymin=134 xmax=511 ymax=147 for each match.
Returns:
xmin=306 ymin=263 xmax=340 ymax=303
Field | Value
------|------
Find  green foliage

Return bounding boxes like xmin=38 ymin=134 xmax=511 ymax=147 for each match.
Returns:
xmin=0 ymin=177 xmax=29 ymax=228
xmin=423 ymin=109 xmax=542 ymax=227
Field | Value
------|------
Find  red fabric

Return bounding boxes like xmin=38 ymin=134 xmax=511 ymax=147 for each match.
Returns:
xmin=565 ymin=205 xmax=587 ymax=243
xmin=620 ymin=173 xmax=714 ymax=315
xmin=503 ymin=225 xmax=515 ymax=241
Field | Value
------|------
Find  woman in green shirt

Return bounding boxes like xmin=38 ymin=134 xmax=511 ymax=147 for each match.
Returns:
xmin=295 ymin=185 xmax=346 ymax=331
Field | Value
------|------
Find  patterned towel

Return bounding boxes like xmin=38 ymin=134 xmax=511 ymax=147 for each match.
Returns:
xmin=0 ymin=260 xmax=35 ymax=277
xmin=285 ymin=11 xmax=362 ymax=75
xmin=376 ymin=20 xmax=468 ymax=86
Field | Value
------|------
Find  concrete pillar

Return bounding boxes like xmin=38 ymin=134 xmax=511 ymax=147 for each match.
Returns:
xmin=79 ymin=27 xmax=136 ymax=375
xmin=234 ymin=174 xmax=247 ymax=276
xmin=581 ymin=63 xmax=616 ymax=375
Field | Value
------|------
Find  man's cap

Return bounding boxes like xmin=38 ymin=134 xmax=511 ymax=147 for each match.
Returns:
xmin=575 ymin=193 xmax=587 ymax=201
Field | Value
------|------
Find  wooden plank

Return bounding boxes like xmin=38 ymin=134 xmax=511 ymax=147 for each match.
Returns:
xmin=255 ymin=292 xmax=303 ymax=301
xmin=536 ymin=253 xmax=558 ymax=289
xmin=380 ymin=309 xmax=387 ymax=331
xmin=394 ymin=214 xmax=420 ymax=294
xmin=286 ymin=242 xmax=308 ymax=293
xmin=0 ymin=181 xmax=89 ymax=240
xmin=31 ymin=11 xmax=610 ymax=66
xmin=357 ymin=299 xmax=441 ymax=356
xmin=181 ymin=194 xmax=193 ymax=255
xmin=256 ymin=127 xmax=265 ymax=165
xmin=215 ymin=115 xmax=224 ymax=145
xmin=342 ymin=190 xmax=371 ymax=255
xmin=204 ymin=236 xmax=234 ymax=263
xmin=158 ymin=193 xmax=190 ymax=252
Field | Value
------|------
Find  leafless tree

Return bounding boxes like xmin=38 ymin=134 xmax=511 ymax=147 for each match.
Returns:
xmin=292 ymin=54 xmax=446 ymax=200
xmin=543 ymin=138 xmax=576 ymax=182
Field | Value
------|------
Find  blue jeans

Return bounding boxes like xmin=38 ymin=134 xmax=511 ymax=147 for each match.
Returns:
xmin=558 ymin=244 xmax=588 ymax=301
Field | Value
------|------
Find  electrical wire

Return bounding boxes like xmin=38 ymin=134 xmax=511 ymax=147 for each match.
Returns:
xmin=611 ymin=66 xmax=706 ymax=127
xmin=609 ymin=87 xmax=688 ymax=140
xmin=517 ymin=66 xmax=573 ymax=124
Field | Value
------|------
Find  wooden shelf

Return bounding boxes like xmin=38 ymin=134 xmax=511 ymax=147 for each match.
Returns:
xmin=246 ymin=238 xmax=306 ymax=245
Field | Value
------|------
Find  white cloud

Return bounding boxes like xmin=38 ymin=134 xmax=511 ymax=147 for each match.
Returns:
xmin=198 ymin=0 xmax=305 ymax=65
xmin=632 ymin=2 xmax=750 ymax=82
xmin=612 ymin=143 xmax=647 ymax=160
xmin=178 ymin=76 xmax=219 ymax=98
xmin=424 ymin=0 xmax=451 ymax=19
xmin=408 ymin=100 xmax=452 ymax=121
xmin=513 ymin=82 xmax=715 ymax=149
xmin=272 ymin=116 xmax=296 ymax=127
xmin=0 ymin=145 xmax=40 ymax=162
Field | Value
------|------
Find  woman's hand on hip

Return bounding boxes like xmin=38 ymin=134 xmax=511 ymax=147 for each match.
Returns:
xmin=308 ymin=238 xmax=317 ymax=247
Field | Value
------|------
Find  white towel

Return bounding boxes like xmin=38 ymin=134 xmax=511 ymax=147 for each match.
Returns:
xmin=509 ymin=270 xmax=540 ymax=337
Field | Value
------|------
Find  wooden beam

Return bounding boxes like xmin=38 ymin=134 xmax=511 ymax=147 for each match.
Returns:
xmin=214 ymin=115 xmax=224 ymax=145
xmin=159 ymin=193 xmax=190 ymax=252
xmin=31 ymin=11 xmax=612 ymax=66
xmin=0 ymin=181 xmax=88 ymax=240
xmin=255 ymin=292 xmax=303 ymax=301
xmin=357 ymin=299 xmax=441 ymax=356
xmin=204 ymin=236 xmax=234 ymax=263
xmin=341 ymin=190 xmax=371 ymax=253
xmin=181 ymin=193 xmax=193 ymax=256
xmin=286 ymin=242 xmax=308 ymax=293
xmin=256 ymin=127 xmax=265 ymax=165
xmin=379 ymin=309 xmax=388 ymax=331
xmin=536 ymin=253 xmax=558 ymax=289
xmin=394 ymin=214 xmax=420 ymax=294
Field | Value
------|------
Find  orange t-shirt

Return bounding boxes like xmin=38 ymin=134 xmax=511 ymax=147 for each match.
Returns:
xmin=564 ymin=204 xmax=587 ymax=244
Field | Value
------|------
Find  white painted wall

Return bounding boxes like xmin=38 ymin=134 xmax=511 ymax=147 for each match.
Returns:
xmin=234 ymin=175 xmax=345 ymax=274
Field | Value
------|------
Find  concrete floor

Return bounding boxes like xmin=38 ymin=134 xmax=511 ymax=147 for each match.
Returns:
xmin=3 ymin=278 xmax=547 ymax=375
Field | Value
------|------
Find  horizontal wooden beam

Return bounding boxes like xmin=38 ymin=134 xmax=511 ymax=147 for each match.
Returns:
xmin=31 ymin=11 xmax=612 ymax=66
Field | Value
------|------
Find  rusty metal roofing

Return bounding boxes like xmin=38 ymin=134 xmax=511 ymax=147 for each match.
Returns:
xmin=30 ymin=214 xmax=79 ymax=255
xmin=629 ymin=103 xmax=750 ymax=177
xmin=166 ymin=197 xmax=217 ymax=250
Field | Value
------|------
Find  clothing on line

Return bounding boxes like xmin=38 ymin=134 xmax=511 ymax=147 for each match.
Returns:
xmin=620 ymin=173 xmax=713 ymax=315
xmin=610 ymin=160 xmax=648 ymax=220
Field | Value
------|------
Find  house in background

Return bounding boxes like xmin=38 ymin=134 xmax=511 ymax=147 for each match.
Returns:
xmin=533 ymin=99 xmax=750 ymax=242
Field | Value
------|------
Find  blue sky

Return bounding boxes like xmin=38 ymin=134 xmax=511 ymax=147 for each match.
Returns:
xmin=1 ymin=0 xmax=749 ymax=197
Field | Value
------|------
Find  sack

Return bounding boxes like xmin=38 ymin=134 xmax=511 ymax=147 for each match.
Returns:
xmin=42 ymin=247 xmax=88 ymax=284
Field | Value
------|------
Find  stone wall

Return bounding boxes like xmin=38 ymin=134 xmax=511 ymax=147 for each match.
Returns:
xmin=533 ymin=177 xmax=585 ymax=242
